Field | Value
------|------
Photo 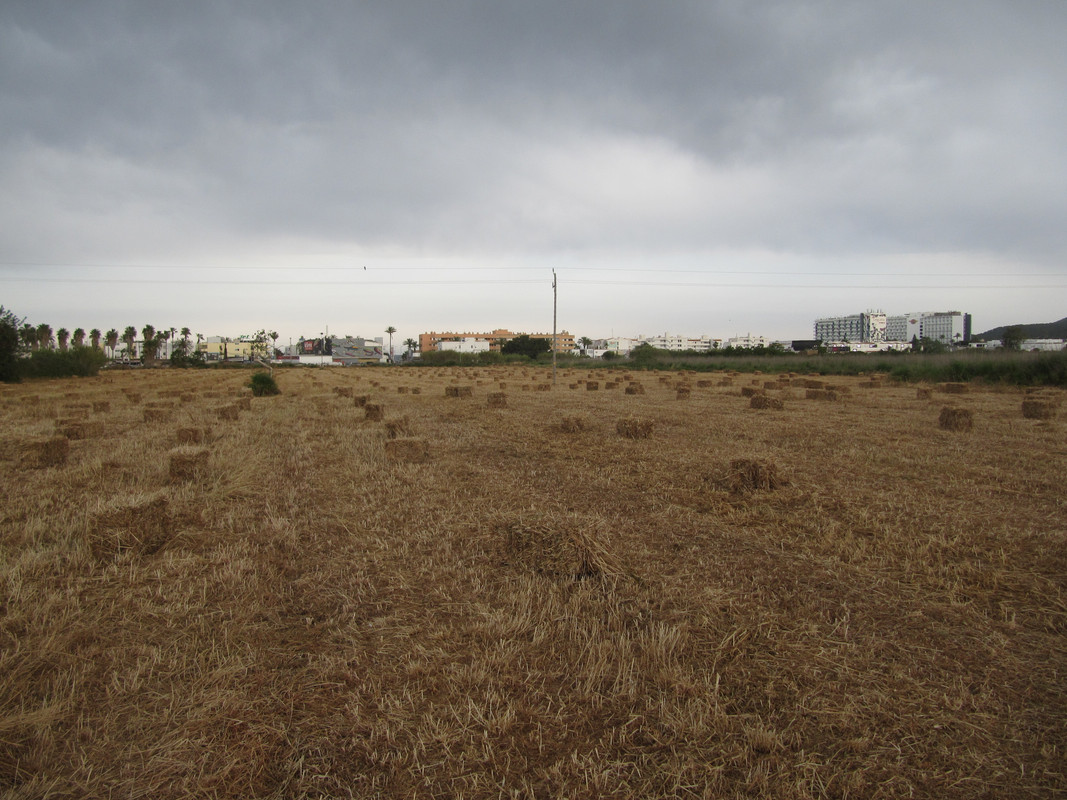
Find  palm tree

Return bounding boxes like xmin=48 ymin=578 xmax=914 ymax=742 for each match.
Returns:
xmin=72 ymin=328 xmax=86 ymax=347
xmin=20 ymin=324 xmax=38 ymax=351
xmin=385 ymin=326 xmax=397 ymax=363
xmin=105 ymin=329 xmax=119 ymax=359
xmin=122 ymin=326 xmax=137 ymax=361
xmin=270 ymin=331 xmax=278 ymax=358
xmin=403 ymin=338 xmax=417 ymax=359
xmin=579 ymin=336 xmax=593 ymax=355
xmin=141 ymin=324 xmax=156 ymax=363
xmin=90 ymin=328 xmax=101 ymax=350
xmin=36 ymin=323 xmax=53 ymax=350
xmin=56 ymin=328 xmax=70 ymax=351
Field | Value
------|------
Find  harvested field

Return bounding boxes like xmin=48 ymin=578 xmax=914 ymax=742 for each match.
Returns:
xmin=0 ymin=367 xmax=1065 ymax=798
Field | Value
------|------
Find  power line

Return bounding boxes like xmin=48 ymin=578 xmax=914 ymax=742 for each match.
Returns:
xmin=0 ymin=275 xmax=1062 ymax=290
xmin=0 ymin=261 xmax=1060 ymax=279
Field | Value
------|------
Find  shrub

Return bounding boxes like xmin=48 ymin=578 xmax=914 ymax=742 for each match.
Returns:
xmin=249 ymin=372 xmax=280 ymax=397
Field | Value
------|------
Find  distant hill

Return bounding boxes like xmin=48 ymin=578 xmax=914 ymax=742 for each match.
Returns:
xmin=974 ymin=317 xmax=1067 ymax=341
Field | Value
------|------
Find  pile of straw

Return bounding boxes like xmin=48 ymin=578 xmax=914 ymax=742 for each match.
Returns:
xmin=939 ymin=406 xmax=974 ymax=431
xmin=616 ymin=417 xmax=654 ymax=439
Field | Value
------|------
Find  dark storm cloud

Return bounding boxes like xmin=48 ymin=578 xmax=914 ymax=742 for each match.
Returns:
xmin=1 ymin=1 xmax=1065 ymax=263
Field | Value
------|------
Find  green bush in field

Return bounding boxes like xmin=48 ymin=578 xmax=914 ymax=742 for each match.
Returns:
xmin=249 ymin=371 xmax=280 ymax=396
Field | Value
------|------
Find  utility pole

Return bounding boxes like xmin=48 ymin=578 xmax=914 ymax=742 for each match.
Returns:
xmin=552 ymin=269 xmax=558 ymax=385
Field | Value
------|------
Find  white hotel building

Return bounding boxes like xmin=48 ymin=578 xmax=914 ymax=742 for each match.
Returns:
xmin=815 ymin=311 xmax=971 ymax=345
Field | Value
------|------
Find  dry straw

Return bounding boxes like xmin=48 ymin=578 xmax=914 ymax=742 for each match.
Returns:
xmin=445 ymin=386 xmax=473 ymax=398
xmin=939 ymin=382 xmax=969 ymax=394
xmin=560 ymin=415 xmax=589 ymax=433
xmin=384 ymin=437 xmax=429 ymax=463
xmin=1021 ymin=399 xmax=1056 ymax=419
xmin=939 ymin=406 xmax=974 ymax=431
xmin=19 ymin=436 xmax=69 ymax=468
xmin=616 ymin=417 xmax=654 ymax=439
xmin=217 ymin=404 xmax=240 ymax=421
xmin=728 ymin=458 xmax=782 ymax=492
xmin=89 ymin=494 xmax=172 ymax=559
xmin=496 ymin=511 xmax=631 ymax=581
xmin=487 ymin=392 xmax=507 ymax=408
xmin=805 ymin=389 xmax=837 ymax=401
xmin=364 ymin=403 xmax=384 ymax=421
xmin=385 ymin=417 xmax=413 ymax=439
xmin=750 ymin=394 xmax=784 ymax=410
xmin=143 ymin=408 xmax=171 ymax=423
xmin=168 ymin=447 xmax=209 ymax=482
xmin=176 ymin=427 xmax=205 ymax=445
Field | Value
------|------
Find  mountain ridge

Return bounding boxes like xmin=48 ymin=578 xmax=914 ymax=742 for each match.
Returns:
xmin=974 ymin=317 xmax=1067 ymax=341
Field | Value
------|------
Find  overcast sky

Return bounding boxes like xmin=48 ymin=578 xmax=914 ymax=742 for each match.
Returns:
xmin=2 ymin=1 xmax=1065 ymax=349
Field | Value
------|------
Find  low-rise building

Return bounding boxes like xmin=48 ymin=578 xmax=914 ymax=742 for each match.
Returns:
xmin=420 ymin=329 xmax=576 ymax=354
xmin=438 ymin=338 xmax=491 ymax=354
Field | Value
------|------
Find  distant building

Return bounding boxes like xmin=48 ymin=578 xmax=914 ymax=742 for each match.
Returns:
xmin=817 ymin=310 xmax=971 ymax=345
xmin=293 ymin=335 xmax=385 ymax=365
xmin=727 ymin=333 xmax=772 ymax=349
xmin=885 ymin=311 xmax=971 ymax=345
xmin=814 ymin=312 xmax=887 ymax=343
xmin=438 ymin=338 xmax=490 ymax=354
xmin=198 ymin=336 xmax=257 ymax=361
xmin=636 ymin=333 xmax=723 ymax=352
xmin=420 ymin=329 xmax=576 ymax=354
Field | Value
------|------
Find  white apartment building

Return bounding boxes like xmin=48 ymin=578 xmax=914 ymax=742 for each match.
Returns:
xmin=438 ymin=338 xmax=490 ymax=354
xmin=818 ymin=310 xmax=971 ymax=345
xmin=636 ymin=333 xmax=723 ymax=352
xmin=885 ymin=311 xmax=971 ymax=344
xmin=814 ymin=312 xmax=887 ymax=343
xmin=727 ymin=334 xmax=771 ymax=348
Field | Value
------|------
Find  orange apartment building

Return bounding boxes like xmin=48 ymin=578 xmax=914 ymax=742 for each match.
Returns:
xmin=419 ymin=329 xmax=576 ymax=354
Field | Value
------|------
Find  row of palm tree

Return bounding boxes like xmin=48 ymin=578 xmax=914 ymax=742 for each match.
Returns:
xmin=18 ymin=322 xmax=197 ymax=362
